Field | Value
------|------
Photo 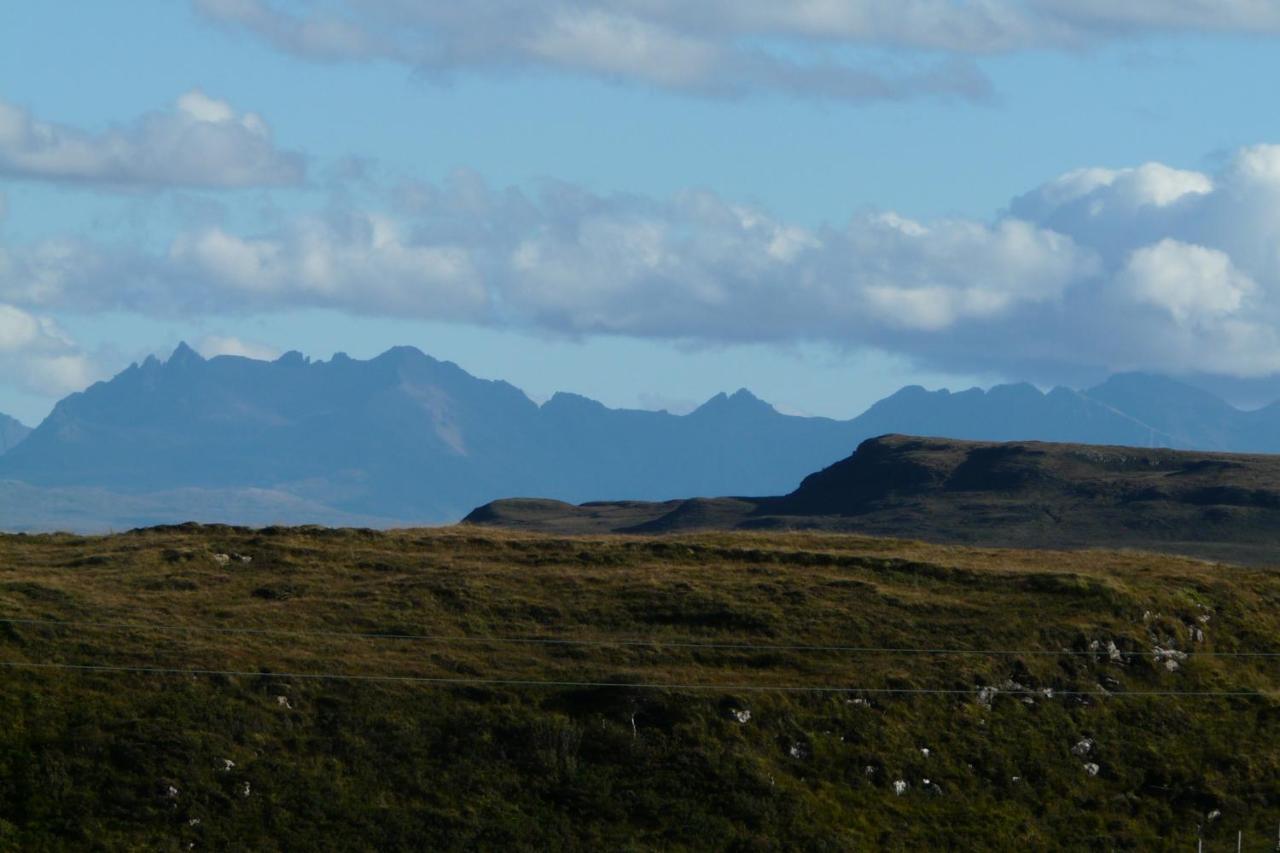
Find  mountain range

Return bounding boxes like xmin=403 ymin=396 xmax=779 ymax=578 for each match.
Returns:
xmin=1 ymin=343 xmax=1279 ymax=531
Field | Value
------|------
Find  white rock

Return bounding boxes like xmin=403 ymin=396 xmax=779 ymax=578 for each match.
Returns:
xmin=276 ymin=695 xmax=292 ymax=709
xmin=920 ymin=748 xmax=930 ymax=758
xmin=240 ymin=782 xmax=251 ymax=798
xmin=731 ymin=709 xmax=751 ymax=724
xmin=222 ymin=759 xmax=235 ymax=772
xmin=165 ymin=785 xmax=179 ymax=799
xmin=1083 ymin=763 xmax=1100 ymax=777
xmin=1071 ymin=738 xmax=1094 ymax=756
xmin=1208 ymin=809 xmax=1221 ymax=821
xmin=893 ymin=780 xmax=908 ymax=795
xmin=976 ymin=686 xmax=997 ymax=707
xmin=1153 ymin=647 xmax=1188 ymax=672
xmin=1107 ymin=641 xmax=1123 ymax=662
xmin=212 ymin=553 xmax=231 ymax=565
xmin=788 ymin=743 xmax=807 ymax=759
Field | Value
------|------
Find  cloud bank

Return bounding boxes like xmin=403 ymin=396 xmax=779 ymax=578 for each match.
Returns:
xmin=193 ymin=0 xmax=1280 ymax=101
xmin=0 ymin=90 xmax=304 ymax=189
xmin=5 ymin=144 xmax=1280 ymax=382
xmin=193 ymin=0 xmax=993 ymax=102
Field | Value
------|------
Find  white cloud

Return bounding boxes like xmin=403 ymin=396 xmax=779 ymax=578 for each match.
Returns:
xmin=197 ymin=335 xmax=281 ymax=361
xmin=166 ymin=213 xmax=486 ymax=317
xmin=191 ymin=1 xmax=1280 ymax=101
xmin=0 ymin=303 xmax=98 ymax=397
xmin=1119 ymin=239 xmax=1255 ymax=324
xmin=10 ymin=143 xmax=1280 ymax=381
xmin=0 ymin=90 xmax=303 ymax=189
xmin=192 ymin=0 xmax=993 ymax=102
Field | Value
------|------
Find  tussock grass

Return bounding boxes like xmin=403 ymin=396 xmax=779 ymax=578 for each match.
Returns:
xmin=1 ymin=525 xmax=1278 ymax=849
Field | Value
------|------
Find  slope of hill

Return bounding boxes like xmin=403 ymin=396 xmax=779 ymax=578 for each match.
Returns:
xmin=467 ymin=435 xmax=1280 ymax=565
xmin=1 ymin=525 xmax=1277 ymax=848
xmin=0 ymin=412 xmax=30 ymax=454
xmin=4 ymin=344 xmax=1280 ymax=531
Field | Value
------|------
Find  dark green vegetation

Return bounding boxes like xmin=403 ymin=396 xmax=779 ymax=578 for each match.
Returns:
xmin=469 ymin=434 xmax=1280 ymax=566
xmin=2 ymin=524 xmax=1279 ymax=849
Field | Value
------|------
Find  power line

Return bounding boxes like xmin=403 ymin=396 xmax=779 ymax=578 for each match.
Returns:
xmin=1 ymin=616 xmax=1270 ymax=658
xmin=0 ymin=660 xmax=1275 ymax=697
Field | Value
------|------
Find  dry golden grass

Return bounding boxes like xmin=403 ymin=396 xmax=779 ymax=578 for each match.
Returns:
xmin=1 ymin=525 xmax=1278 ymax=849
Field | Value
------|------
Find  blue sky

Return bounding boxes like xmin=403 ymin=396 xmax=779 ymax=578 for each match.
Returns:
xmin=3 ymin=1 xmax=1280 ymax=424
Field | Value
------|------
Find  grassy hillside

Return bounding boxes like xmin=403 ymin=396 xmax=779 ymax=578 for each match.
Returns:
xmin=1 ymin=525 xmax=1278 ymax=849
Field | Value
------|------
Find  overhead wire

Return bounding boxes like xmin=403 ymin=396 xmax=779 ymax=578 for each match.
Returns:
xmin=0 ymin=616 xmax=1269 ymax=658
xmin=0 ymin=659 xmax=1275 ymax=698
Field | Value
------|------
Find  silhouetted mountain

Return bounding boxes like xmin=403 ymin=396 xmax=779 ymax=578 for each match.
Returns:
xmin=0 ymin=412 xmax=29 ymax=454
xmin=0 ymin=345 xmax=854 ymax=527
xmin=3 ymin=344 xmax=1280 ymax=532
xmin=468 ymin=435 xmax=1280 ymax=565
xmin=849 ymin=382 xmax=1171 ymax=447
xmin=1085 ymin=373 xmax=1241 ymax=450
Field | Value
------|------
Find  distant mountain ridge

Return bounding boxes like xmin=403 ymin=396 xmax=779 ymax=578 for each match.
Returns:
xmin=2 ymin=344 xmax=1280 ymax=531
xmin=0 ymin=412 xmax=30 ymax=455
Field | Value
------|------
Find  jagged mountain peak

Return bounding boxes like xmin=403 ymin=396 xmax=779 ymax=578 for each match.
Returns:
xmin=692 ymin=387 xmax=776 ymax=417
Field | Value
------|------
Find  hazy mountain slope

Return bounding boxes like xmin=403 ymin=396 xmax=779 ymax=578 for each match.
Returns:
xmin=534 ymin=388 xmax=858 ymax=502
xmin=1085 ymin=373 xmax=1245 ymax=450
xmin=848 ymin=383 xmax=1174 ymax=447
xmin=0 ymin=412 xmax=30 ymax=454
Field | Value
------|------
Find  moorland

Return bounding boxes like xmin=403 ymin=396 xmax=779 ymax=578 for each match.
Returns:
xmin=1 ymin=524 xmax=1278 ymax=849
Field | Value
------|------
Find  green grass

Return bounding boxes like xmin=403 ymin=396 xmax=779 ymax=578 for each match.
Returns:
xmin=1 ymin=524 xmax=1278 ymax=850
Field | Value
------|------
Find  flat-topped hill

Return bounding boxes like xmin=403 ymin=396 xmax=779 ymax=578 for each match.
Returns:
xmin=466 ymin=435 xmax=1280 ymax=565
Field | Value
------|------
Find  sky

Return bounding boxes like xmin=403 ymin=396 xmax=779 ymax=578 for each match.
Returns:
xmin=4 ymin=2 xmax=1280 ymax=425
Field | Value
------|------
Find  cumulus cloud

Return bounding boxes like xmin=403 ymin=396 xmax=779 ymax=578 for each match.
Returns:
xmin=0 ymin=90 xmax=304 ymax=189
xmin=8 ymin=144 xmax=1280 ymax=380
xmin=0 ymin=303 xmax=97 ymax=397
xmin=167 ymin=212 xmax=486 ymax=317
xmin=192 ymin=1 xmax=1280 ymax=100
